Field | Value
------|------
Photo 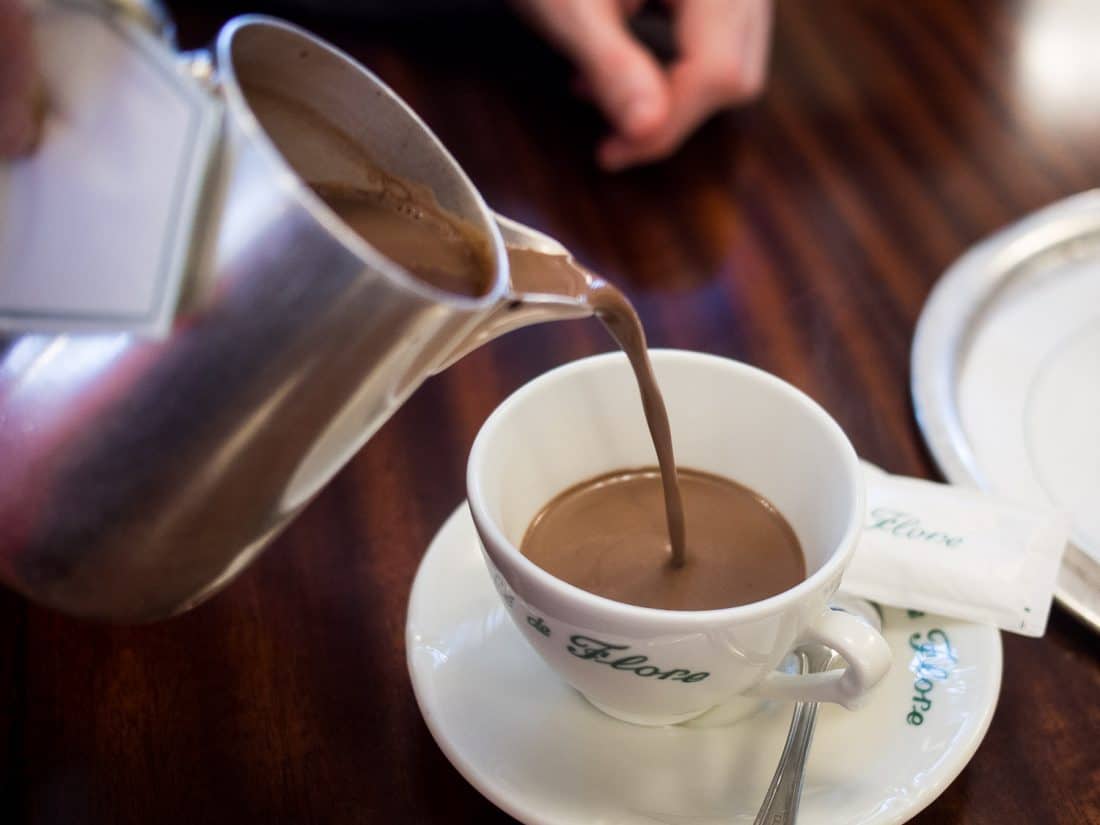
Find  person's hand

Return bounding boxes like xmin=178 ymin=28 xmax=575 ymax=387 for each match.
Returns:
xmin=513 ymin=0 xmax=772 ymax=170
xmin=0 ymin=0 xmax=40 ymax=158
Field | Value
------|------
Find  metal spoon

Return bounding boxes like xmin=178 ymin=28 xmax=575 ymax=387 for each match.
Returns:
xmin=752 ymin=599 xmax=883 ymax=825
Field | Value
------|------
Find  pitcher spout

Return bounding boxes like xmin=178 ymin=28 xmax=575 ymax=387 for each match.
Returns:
xmin=435 ymin=214 xmax=598 ymax=372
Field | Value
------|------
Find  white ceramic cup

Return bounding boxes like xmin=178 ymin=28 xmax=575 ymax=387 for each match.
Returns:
xmin=467 ymin=350 xmax=891 ymax=726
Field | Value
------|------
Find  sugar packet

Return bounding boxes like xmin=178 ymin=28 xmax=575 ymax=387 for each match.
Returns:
xmin=841 ymin=464 xmax=1068 ymax=636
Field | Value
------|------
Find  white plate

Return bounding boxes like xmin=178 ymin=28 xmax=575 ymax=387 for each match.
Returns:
xmin=912 ymin=190 xmax=1100 ymax=632
xmin=406 ymin=504 xmax=1002 ymax=825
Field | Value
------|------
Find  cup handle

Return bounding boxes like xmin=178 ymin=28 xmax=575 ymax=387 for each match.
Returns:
xmin=747 ymin=610 xmax=892 ymax=710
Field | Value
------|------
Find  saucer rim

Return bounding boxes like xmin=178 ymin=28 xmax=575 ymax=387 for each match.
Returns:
xmin=407 ymin=505 xmax=558 ymax=825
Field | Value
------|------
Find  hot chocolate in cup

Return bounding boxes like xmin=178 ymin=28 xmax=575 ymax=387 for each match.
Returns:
xmin=466 ymin=350 xmax=892 ymax=726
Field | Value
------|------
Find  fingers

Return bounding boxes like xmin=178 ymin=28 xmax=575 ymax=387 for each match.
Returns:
xmin=0 ymin=0 xmax=39 ymax=158
xmin=599 ymin=0 xmax=773 ymax=170
xmin=674 ymin=0 xmax=772 ymax=105
xmin=598 ymin=62 xmax=716 ymax=170
xmin=514 ymin=0 xmax=670 ymax=138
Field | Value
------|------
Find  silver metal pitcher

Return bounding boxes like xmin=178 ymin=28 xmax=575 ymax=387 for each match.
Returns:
xmin=0 ymin=10 xmax=594 ymax=621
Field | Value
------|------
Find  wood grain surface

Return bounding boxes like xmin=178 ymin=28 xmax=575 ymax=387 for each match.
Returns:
xmin=3 ymin=0 xmax=1098 ymax=822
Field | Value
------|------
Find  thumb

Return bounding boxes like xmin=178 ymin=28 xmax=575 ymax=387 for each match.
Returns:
xmin=519 ymin=0 xmax=669 ymax=138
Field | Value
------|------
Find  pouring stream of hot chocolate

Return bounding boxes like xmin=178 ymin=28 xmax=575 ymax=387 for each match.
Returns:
xmin=308 ymin=168 xmax=687 ymax=566
xmin=506 ymin=249 xmax=687 ymax=567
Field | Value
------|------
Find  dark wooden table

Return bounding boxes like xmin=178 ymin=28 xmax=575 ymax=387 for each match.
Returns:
xmin=3 ymin=0 xmax=1099 ymax=822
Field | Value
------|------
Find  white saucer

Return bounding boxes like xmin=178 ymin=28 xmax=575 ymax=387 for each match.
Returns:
xmin=406 ymin=505 xmax=1003 ymax=825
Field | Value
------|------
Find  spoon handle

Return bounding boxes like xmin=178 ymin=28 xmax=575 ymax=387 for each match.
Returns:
xmin=752 ymin=662 xmax=822 ymax=824
xmin=752 ymin=604 xmax=880 ymax=824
